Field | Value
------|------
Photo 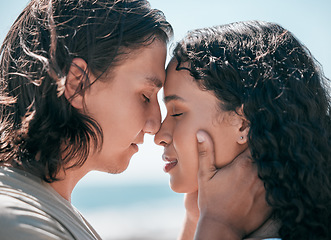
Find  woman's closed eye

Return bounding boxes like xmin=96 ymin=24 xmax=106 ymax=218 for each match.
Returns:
xmin=171 ymin=113 xmax=183 ymax=117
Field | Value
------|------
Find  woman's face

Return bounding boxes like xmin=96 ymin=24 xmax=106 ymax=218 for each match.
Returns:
xmin=83 ymin=40 xmax=167 ymax=173
xmin=154 ymin=60 xmax=248 ymax=193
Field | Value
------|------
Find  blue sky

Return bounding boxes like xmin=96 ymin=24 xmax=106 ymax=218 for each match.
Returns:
xmin=1 ymin=0 xmax=330 ymax=185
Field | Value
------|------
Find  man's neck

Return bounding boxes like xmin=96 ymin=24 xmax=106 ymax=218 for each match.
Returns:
xmin=48 ymin=166 xmax=89 ymax=202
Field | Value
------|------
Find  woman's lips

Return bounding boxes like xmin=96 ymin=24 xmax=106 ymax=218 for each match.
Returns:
xmin=162 ymin=154 xmax=178 ymax=173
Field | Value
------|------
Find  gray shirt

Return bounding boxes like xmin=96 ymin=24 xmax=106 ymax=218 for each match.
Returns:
xmin=0 ymin=167 xmax=101 ymax=240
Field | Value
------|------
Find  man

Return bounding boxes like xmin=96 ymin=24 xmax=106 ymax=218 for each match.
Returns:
xmin=0 ymin=0 xmax=268 ymax=239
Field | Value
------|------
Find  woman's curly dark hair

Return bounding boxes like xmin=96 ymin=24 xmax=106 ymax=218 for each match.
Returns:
xmin=173 ymin=21 xmax=331 ymax=240
xmin=0 ymin=0 xmax=173 ymax=182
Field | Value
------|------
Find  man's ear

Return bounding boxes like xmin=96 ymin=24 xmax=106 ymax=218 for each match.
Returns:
xmin=64 ymin=58 xmax=88 ymax=109
xmin=236 ymin=105 xmax=250 ymax=145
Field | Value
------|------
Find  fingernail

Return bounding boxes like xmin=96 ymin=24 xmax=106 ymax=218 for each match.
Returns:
xmin=197 ymin=131 xmax=205 ymax=143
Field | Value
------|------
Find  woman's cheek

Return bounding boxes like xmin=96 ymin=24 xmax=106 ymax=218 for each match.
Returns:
xmin=176 ymin=123 xmax=199 ymax=158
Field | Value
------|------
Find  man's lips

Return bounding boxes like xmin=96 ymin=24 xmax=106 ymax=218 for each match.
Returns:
xmin=162 ymin=154 xmax=178 ymax=173
xmin=130 ymin=143 xmax=139 ymax=152
xmin=131 ymin=140 xmax=143 ymax=152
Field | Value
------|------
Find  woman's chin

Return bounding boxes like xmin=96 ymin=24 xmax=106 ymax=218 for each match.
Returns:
xmin=169 ymin=180 xmax=198 ymax=194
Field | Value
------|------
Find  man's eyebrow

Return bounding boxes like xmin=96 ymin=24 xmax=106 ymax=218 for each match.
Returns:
xmin=146 ymin=76 xmax=163 ymax=89
xmin=163 ymin=94 xmax=185 ymax=104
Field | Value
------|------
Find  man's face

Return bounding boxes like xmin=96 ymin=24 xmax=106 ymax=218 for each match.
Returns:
xmin=84 ymin=40 xmax=167 ymax=173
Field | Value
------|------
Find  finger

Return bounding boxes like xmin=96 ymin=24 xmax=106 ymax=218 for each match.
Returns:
xmin=196 ymin=130 xmax=217 ymax=181
xmin=236 ymin=148 xmax=253 ymax=164
xmin=214 ymin=148 xmax=259 ymax=198
xmin=224 ymin=148 xmax=255 ymax=177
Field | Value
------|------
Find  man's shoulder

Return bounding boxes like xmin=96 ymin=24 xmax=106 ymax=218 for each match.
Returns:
xmin=0 ymin=193 xmax=74 ymax=240
xmin=0 ymin=167 xmax=100 ymax=240
xmin=0 ymin=168 xmax=71 ymax=238
xmin=0 ymin=193 xmax=56 ymax=224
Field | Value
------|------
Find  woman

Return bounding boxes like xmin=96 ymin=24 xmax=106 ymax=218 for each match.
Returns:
xmin=155 ymin=20 xmax=331 ymax=240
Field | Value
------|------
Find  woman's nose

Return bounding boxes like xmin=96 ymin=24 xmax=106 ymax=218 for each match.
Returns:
xmin=154 ymin=118 xmax=172 ymax=147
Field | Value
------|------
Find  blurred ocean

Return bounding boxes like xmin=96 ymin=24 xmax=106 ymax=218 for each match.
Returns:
xmin=72 ymin=182 xmax=185 ymax=240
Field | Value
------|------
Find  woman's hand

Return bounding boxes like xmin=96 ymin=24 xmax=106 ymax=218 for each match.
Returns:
xmin=195 ymin=130 xmax=272 ymax=240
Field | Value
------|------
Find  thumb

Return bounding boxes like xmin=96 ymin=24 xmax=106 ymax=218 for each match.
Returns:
xmin=196 ymin=130 xmax=217 ymax=182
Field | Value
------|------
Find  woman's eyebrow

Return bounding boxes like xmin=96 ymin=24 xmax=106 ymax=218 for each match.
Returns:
xmin=163 ymin=94 xmax=185 ymax=104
